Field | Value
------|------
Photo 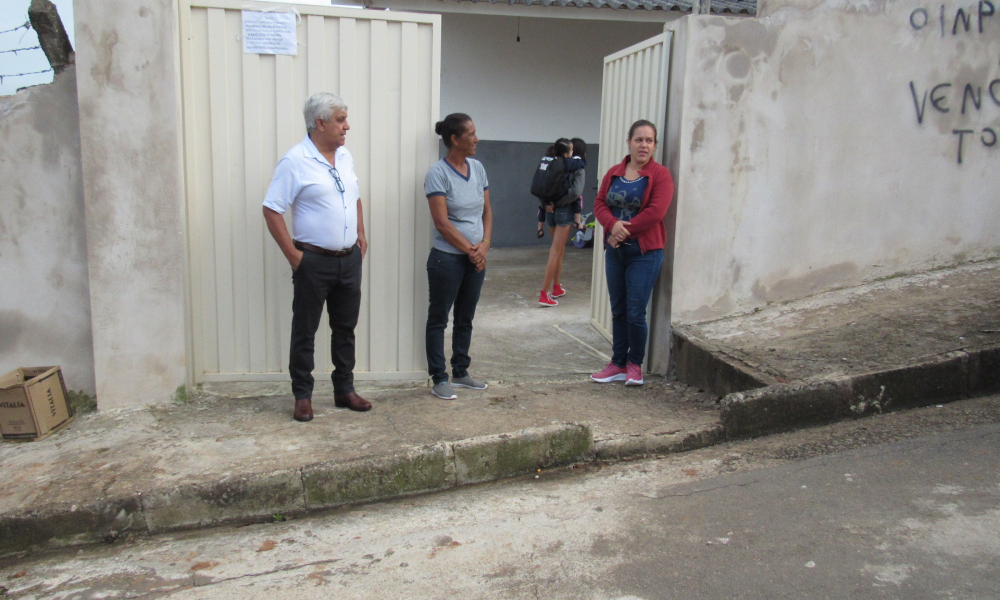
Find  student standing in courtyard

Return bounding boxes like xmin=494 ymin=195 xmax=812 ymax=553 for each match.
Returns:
xmin=590 ymin=120 xmax=674 ymax=387
xmin=538 ymin=138 xmax=587 ymax=307
xmin=423 ymin=113 xmax=493 ymax=400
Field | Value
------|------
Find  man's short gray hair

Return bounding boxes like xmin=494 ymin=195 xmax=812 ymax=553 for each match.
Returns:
xmin=304 ymin=92 xmax=348 ymax=133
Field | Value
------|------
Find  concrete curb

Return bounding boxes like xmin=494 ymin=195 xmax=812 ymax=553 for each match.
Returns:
xmin=593 ymin=424 xmax=725 ymax=461
xmin=720 ymin=343 xmax=1000 ymax=438
xmin=302 ymin=444 xmax=454 ymax=513
xmin=0 ymin=423 xmax=591 ymax=557
xmin=0 ymin=497 xmax=146 ymax=553
xmin=672 ymin=326 xmax=776 ymax=395
xmin=0 ymin=419 xmax=737 ymax=558
xmin=142 ymin=468 xmax=306 ymax=533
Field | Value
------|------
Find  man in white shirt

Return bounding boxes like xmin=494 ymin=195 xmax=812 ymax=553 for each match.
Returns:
xmin=263 ymin=92 xmax=371 ymax=422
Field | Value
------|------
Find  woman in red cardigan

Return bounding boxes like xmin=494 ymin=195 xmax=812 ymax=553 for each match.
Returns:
xmin=590 ymin=120 xmax=674 ymax=386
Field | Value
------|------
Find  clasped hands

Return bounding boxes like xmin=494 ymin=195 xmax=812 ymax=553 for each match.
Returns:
xmin=608 ymin=220 xmax=631 ymax=248
xmin=468 ymin=242 xmax=488 ymax=272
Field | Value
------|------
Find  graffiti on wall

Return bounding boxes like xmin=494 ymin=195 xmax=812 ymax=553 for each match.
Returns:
xmin=907 ymin=1 xmax=998 ymax=164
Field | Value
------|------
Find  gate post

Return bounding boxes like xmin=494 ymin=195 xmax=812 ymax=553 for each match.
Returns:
xmin=75 ymin=0 xmax=189 ymax=409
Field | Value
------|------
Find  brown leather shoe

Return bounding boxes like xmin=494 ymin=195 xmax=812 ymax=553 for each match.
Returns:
xmin=293 ymin=398 xmax=314 ymax=422
xmin=334 ymin=391 xmax=372 ymax=412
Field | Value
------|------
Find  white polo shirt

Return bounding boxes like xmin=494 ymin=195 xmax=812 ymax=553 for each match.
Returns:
xmin=263 ymin=135 xmax=360 ymax=251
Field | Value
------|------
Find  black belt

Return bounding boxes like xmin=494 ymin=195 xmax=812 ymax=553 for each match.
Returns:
xmin=294 ymin=241 xmax=354 ymax=257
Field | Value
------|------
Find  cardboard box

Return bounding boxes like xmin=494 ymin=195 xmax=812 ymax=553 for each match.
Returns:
xmin=0 ymin=367 xmax=73 ymax=442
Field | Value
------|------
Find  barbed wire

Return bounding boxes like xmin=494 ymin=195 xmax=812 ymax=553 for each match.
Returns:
xmin=0 ymin=20 xmax=49 ymax=88
xmin=0 ymin=69 xmax=53 ymax=86
xmin=0 ymin=19 xmax=47 ymax=89
xmin=0 ymin=45 xmax=41 ymax=55
xmin=0 ymin=22 xmax=30 ymax=36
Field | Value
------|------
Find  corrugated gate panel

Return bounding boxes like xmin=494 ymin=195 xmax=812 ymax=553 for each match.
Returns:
xmin=591 ymin=33 xmax=672 ymax=345
xmin=180 ymin=1 xmax=439 ymax=383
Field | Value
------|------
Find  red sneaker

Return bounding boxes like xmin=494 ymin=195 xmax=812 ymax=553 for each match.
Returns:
xmin=539 ymin=290 xmax=558 ymax=307
xmin=551 ymin=284 xmax=567 ymax=298
xmin=591 ymin=362 xmax=626 ymax=383
xmin=625 ymin=362 xmax=644 ymax=386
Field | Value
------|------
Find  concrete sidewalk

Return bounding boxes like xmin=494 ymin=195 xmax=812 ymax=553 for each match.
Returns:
xmin=0 ymin=378 xmax=721 ymax=557
xmin=2 ymin=249 xmax=998 ymax=558
xmin=675 ymin=258 xmax=1000 ymax=437
xmin=0 ymin=246 xmax=721 ymax=557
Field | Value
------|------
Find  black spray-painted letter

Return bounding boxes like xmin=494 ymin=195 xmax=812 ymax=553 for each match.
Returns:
xmin=962 ymin=84 xmax=983 ymax=114
xmin=953 ymin=129 xmax=975 ymax=163
xmin=932 ymin=83 xmax=952 ymax=113
xmin=979 ymin=0 xmax=996 ymax=32
xmin=954 ymin=7 xmax=973 ymax=33
xmin=910 ymin=82 xmax=929 ymax=124
xmin=989 ymin=79 xmax=1000 ymax=106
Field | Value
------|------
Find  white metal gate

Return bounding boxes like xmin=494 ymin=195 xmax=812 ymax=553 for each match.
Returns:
xmin=590 ymin=32 xmax=673 ymax=349
xmin=178 ymin=1 xmax=440 ymax=383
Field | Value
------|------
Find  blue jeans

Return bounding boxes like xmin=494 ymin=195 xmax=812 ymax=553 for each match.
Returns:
xmin=605 ymin=243 xmax=664 ymax=367
xmin=425 ymin=248 xmax=486 ymax=384
xmin=545 ymin=205 xmax=574 ymax=228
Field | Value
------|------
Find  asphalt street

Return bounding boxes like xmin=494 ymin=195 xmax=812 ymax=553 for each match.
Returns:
xmin=3 ymin=394 xmax=999 ymax=599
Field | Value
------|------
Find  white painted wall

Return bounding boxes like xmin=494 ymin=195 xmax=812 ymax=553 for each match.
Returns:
xmin=667 ymin=0 xmax=1000 ymax=325
xmin=0 ymin=66 xmax=95 ymax=393
xmin=75 ymin=0 xmax=188 ymax=408
xmin=439 ymin=13 xmax=664 ymax=142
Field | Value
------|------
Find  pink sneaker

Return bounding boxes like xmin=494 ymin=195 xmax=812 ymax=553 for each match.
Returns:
xmin=551 ymin=284 xmax=566 ymax=298
xmin=625 ymin=362 xmax=644 ymax=386
xmin=539 ymin=290 xmax=558 ymax=307
xmin=591 ymin=362 xmax=626 ymax=383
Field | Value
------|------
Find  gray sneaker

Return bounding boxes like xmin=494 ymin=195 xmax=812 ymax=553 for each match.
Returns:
xmin=431 ymin=381 xmax=457 ymax=399
xmin=451 ymin=375 xmax=488 ymax=390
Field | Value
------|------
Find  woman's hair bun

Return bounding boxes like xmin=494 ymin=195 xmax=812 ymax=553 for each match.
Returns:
xmin=436 ymin=113 xmax=471 ymax=148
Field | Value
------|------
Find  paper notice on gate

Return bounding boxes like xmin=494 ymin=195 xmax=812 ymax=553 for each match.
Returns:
xmin=242 ymin=11 xmax=298 ymax=56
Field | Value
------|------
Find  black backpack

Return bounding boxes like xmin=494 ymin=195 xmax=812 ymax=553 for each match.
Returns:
xmin=530 ymin=156 xmax=570 ymax=204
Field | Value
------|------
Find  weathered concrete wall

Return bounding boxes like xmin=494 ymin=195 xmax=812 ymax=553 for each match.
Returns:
xmin=75 ymin=0 xmax=187 ymax=408
xmin=668 ymin=0 xmax=1000 ymax=324
xmin=0 ymin=66 xmax=95 ymax=394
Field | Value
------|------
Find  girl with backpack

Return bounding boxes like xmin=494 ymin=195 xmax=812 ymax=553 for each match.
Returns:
xmin=535 ymin=142 xmax=585 ymax=238
xmin=538 ymin=138 xmax=587 ymax=307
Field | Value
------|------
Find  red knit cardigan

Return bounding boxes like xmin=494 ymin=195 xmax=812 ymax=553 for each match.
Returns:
xmin=592 ymin=155 xmax=675 ymax=253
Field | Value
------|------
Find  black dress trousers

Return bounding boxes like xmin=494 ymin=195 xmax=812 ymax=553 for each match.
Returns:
xmin=288 ymin=246 xmax=362 ymax=399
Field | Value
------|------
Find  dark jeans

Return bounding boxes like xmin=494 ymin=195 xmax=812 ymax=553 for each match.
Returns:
xmin=605 ymin=243 xmax=664 ymax=367
xmin=425 ymin=248 xmax=486 ymax=384
xmin=545 ymin=205 xmax=574 ymax=228
xmin=289 ymin=246 xmax=362 ymax=399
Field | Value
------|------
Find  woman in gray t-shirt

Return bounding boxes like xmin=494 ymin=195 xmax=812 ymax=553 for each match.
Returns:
xmin=422 ymin=113 xmax=493 ymax=400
